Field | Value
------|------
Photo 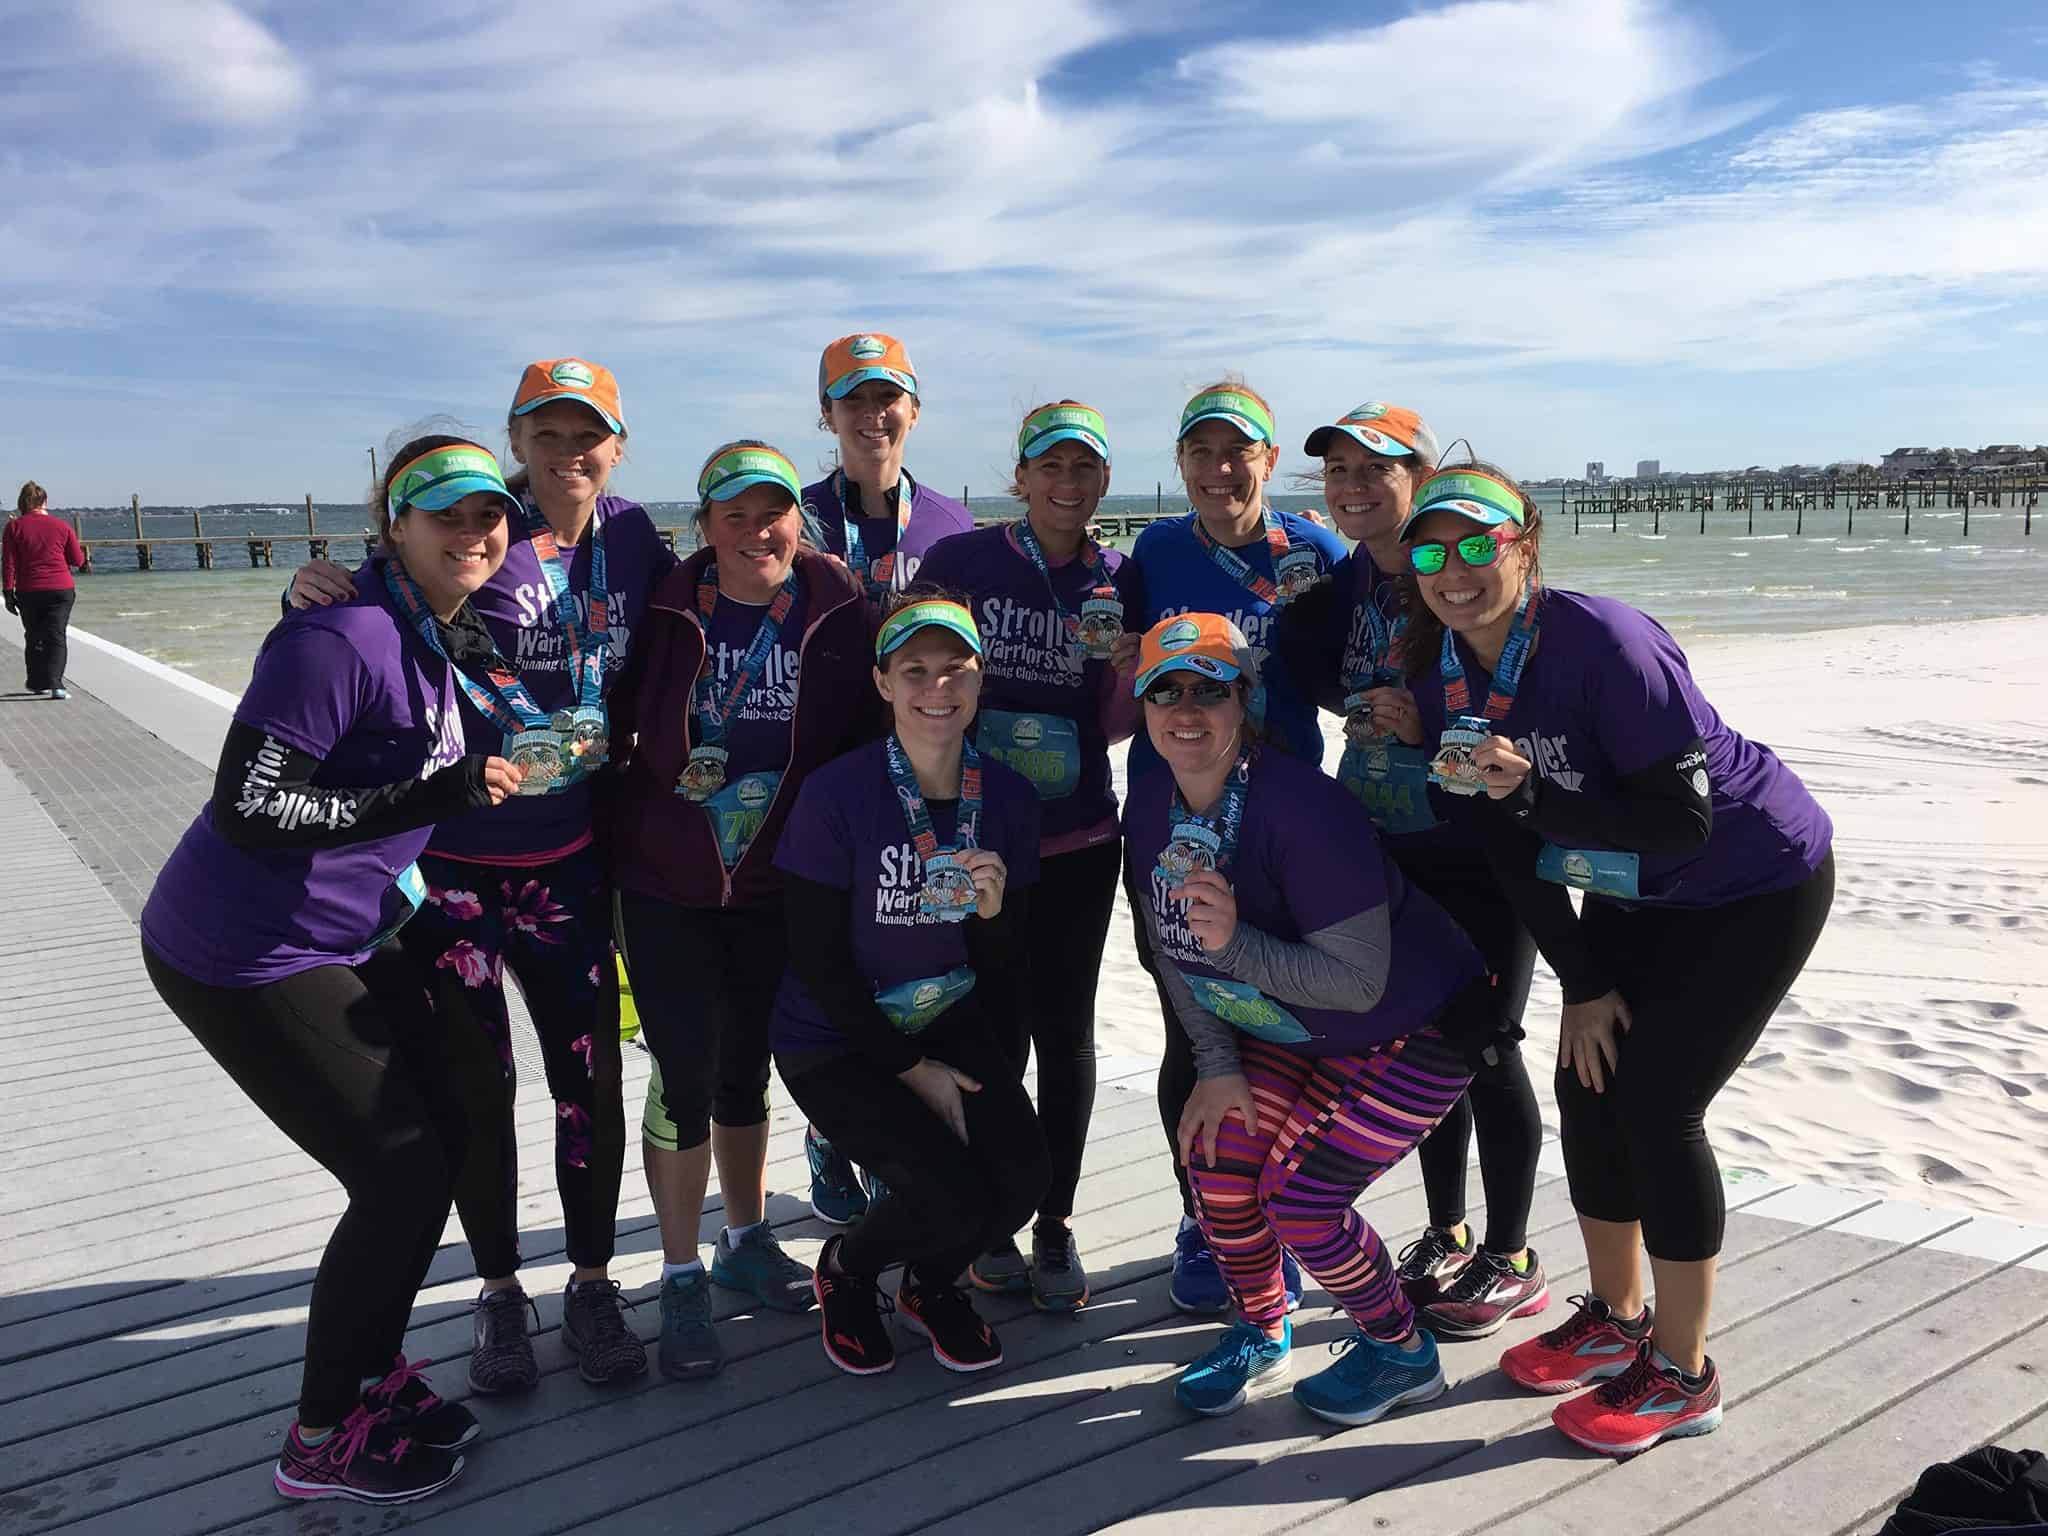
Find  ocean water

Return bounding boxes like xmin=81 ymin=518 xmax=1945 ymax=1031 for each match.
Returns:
xmin=45 ymin=493 xmax=2048 ymax=695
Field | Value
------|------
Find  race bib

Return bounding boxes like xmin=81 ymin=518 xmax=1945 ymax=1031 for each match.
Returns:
xmin=702 ymin=771 xmax=782 ymax=869
xmin=977 ymin=709 xmax=1081 ymax=801
xmin=874 ymin=966 xmax=977 ymax=1034
xmin=1536 ymin=844 xmax=1643 ymax=901
xmin=1178 ymin=970 xmax=1312 ymax=1044
xmin=1338 ymin=740 xmax=1439 ymax=836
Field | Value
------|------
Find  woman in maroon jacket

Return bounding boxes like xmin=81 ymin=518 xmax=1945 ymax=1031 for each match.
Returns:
xmin=4 ymin=481 xmax=89 ymax=699
xmin=605 ymin=441 xmax=879 ymax=1382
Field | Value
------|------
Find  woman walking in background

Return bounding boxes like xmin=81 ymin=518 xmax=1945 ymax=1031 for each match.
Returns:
xmin=1399 ymin=462 xmax=1833 ymax=1454
xmin=4 ymin=480 xmax=89 ymax=699
xmin=140 ymin=433 xmax=524 ymax=1504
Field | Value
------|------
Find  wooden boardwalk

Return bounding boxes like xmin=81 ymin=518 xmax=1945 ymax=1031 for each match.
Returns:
xmin=4 ymin=679 xmax=2048 ymax=1535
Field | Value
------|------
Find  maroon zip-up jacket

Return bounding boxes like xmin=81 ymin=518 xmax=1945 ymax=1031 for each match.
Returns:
xmin=604 ymin=546 xmax=880 ymax=910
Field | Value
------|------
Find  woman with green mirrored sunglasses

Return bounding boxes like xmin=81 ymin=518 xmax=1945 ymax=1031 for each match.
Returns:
xmin=1407 ymin=524 xmax=1524 ymax=575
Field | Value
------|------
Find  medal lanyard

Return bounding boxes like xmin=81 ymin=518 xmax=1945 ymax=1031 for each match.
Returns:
xmin=688 ymin=564 xmax=798 ymax=747
xmin=1192 ymin=508 xmax=1298 ymax=607
xmin=836 ymin=469 xmax=914 ymax=591
xmin=1343 ymin=562 xmax=1404 ymax=691
xmin=1167 ymin=747 xmax=1252 ymax=870
xmin=1012 ymin=517 xmax=1113 ymax=642
xmin=1440 ymin=584 xmax=1542 ymax=721
xmin=381 ymin=560 xmax=550 ymax=734
xmin=522 ymin=502 xmax=609 ymax=708
xmin=884 ymin=733 xmax=983 ymax=860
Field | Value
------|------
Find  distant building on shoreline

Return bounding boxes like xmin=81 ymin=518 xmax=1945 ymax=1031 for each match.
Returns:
xmin=1635 ymin=459 xmax=1661 ymax=480
xmin=1585 ymin=461 xmax=1606 ymax=483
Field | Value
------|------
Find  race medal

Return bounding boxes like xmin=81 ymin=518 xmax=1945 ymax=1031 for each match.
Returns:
xmin=1342 ymin=690 xmax=1384 ymax=746
xmin=1429 ymin=713 xmax=1492 ymax=797
xmin=677 ymin=745 xmax=729 ymax=803
xmin=919 ymin=851 xmax=979 ymax=922
xmin=560 ymin=705 xmax=610 ymax=775
xmin=1076 ymin=596 xmax=1124 ymax=659
xmin=1272 ymin=549 xmax=1321 ymax=604
xmin=507 ymin=728 xmax=567 ymax=796
xmin=1156 ymin=822 xmax=1221 ymax=886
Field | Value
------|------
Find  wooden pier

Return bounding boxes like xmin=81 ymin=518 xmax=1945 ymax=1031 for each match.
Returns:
xmin=1564 ymin=474 xmax=2042 ymax=537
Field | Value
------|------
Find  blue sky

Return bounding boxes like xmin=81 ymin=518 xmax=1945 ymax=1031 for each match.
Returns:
xmin=4 ymin=0 xmax=2046 ymax=505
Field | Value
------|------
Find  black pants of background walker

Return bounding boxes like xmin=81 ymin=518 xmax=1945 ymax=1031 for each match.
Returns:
xmin=779 ymin=1010 xmax=1049 ymax=1289
xmin=17 ymin=587 xmax=75 ymax=691
xmin=141 ymin=941 xmax=466 ymax=1427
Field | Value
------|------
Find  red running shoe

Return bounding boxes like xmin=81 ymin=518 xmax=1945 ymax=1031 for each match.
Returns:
xmin=1552 ymin=1340 xmax=1724 ymax=1456
xmin=812 ymin=1235 xmax=895 ymax=1377
xmin=1422 ymin=1248 xmax=1550 ymax=1339
xmin=1499 ymin=1293 xmax=1651 ymax=1394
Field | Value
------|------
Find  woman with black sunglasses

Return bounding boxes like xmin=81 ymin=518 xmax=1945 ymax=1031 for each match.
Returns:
xmin=1397 ymin=462 xmax=1834 ymax=1458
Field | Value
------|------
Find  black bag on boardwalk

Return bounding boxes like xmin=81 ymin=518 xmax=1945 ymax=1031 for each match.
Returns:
xmin=1878 ymin=1446 xmax=2048 ymax=1534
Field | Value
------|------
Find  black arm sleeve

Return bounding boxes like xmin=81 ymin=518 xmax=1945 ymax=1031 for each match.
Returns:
xmin=212 ymin=719 xmax=493 ymax=852
xmin=1496 ymin=737 xmax=1714 ymax=855
xmin=1267 ymin=581 xmax=1347 ymax=716
xmin=1438 ymin=793 xmax=1616 ymax=1005
xmin=962 ymin=883 xmax=1031 ymax=1058
xmin=780 ymin=873 xmax=925 ymax=1075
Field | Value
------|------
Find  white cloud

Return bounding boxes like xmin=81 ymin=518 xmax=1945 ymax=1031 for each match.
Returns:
xmin=73 ymin=0 xmax=306 ymax=124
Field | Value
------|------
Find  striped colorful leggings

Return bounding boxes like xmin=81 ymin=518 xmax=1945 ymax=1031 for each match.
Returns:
xmin=1188 ymin=1029 xmax=1472 ymax=1337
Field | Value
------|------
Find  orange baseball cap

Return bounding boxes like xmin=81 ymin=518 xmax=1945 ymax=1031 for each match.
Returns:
xmin=1133 ymin=613 xmax=1253 ymax=697
xmin=819 ymin=332 xmax=918 ymax=400
xmin=1303 ymin=401 xmax=1439 ymax=463
xmin=511 ymin=358 xmax=625 ymax=434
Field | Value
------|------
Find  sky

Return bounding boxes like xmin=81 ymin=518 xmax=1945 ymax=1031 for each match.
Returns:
xmin=4 ymin=0 xmax=2047 ymax=506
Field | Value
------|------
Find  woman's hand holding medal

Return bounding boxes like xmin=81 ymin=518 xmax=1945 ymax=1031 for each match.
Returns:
xmin=1471 ymin=735 xmax=1534 ymax=800
xmin=954 ymin=848 xmax=1009 ymax=919
xmin=1175 ymin=869 xmax=1238 ymax=952
xmin=1360 ymin=684 xmax=1424 ymax=747
xmin=480 ymin=756 xmax=525 ymax=805
xmin=1107 ymin=630 xmax=1142 ymax=677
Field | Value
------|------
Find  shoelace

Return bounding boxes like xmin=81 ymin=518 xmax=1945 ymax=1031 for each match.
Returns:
xmin=318 ymin=1405 xmax=410 ymax=1472
xmin=367 ymin=1355 xmax=439 ymax=1411
xmin=476 ymin=1288 xmax=540 ymax=1347
xmin=1437 ymin=1250 xmax=1518 ymax=1304
xmin=661 ymin=1271 xmax=710 ymax=1325
xmin=1395 ymin=1228 xmax=1457 ymax=1281
xmin=575 ymin=1280 xmax=639 ymax=1350
xmin=1536 ymin=1293 xmax=1611 ymax=1348
xmin=1591 ymin=1341 xmax=1663 ymax=1406
xmin=1205 ymin=1323 xmax=1276 ymax=1374
xmin=807 ymin=1132 xmax=860 ymax=1198
xmin=739 ymin=1231 xmax=812 ymax=1288
xmin=819 ymin=1265 xmax=896 ymax=1321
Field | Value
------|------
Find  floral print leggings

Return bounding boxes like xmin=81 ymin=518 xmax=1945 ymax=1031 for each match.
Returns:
xmin=403 ymin=845 xmax=624 ymax=1279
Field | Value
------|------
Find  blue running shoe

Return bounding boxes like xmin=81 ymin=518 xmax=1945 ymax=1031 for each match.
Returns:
xmin=1293 ymin=1329 xmax=1447 ymax=1427
xmin=1176 ymin=1319 xmax=1292 ymax=1416
xmin=1170 ymin=1222 xmax=1231 ymax=1315
xmin=1282 ymin=1249 xmax=1303 ymax=1314
xmin=859 ymin=1164 xmax=890 ymax=1210
xmin=806 ymin=1126 xmax=867 ymax=1226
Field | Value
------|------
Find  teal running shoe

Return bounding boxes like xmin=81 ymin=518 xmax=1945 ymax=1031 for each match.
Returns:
xmin=656 ymin=1268 xmax=722 ymax=1381
xmin=806 ymin=1126 xmax=867 ymax=1226
xmin=1293 ymin=1328 xmax=1446 ymax=1427
xmin=711 ymin=1225 xmax=816 ymax=1314
xmin=1174 ymin=1318 xmax=1292 ymax=1416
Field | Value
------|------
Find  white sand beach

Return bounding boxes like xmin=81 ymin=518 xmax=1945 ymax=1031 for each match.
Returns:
xmin=1100 ymin=614 xmax=2048 ymax=1224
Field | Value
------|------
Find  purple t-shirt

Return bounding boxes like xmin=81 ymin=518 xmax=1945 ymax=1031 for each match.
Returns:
xmin=799 ymin=473 xmax=973 ymax=597
xmin=1125 ymin=747 xmax=1481 ymax=1054
xmin=698 ymin=586 xmax=808 ymax=777
xmin=141 ymin=585 xmax=467 ymax=986
xmin=916 ymin=523 xmax=1138 ymax=844
xmin=429 ymin=495 xmax=674 ymax=862
xmin=769 ymin=741 xmax=1042 ymax=1052
xmin=1412 ymin=589 xmax=1833 ymax=907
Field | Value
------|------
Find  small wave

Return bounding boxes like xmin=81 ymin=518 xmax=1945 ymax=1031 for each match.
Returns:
xmin=1837 ymin=545 xmax=1872 ymax=553
xmin=1733 ymin=533 xmax=1790 ymax=542
xmin=1729 ymin=550 xmax=1752 ymax=557
xmin=114 ymin=610 xmax=163 ymax=619
xmin=1760 ymin=589 xmax=1848 ymax=600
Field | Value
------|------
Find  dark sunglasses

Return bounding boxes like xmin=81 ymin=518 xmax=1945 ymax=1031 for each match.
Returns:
xmin=1408 ymin=524 xmax=1521 ymax=575
xmin=1143 ymin=679 xmax=1234 ymax=708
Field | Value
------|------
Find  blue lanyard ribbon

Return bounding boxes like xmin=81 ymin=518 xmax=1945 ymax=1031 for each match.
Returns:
xmin=1343 ymin=560 xmax=1404 ymax=691
xmin=884 ymin=733 xmax=983 ymax=859
xmin=1167 ymin=747 xmax=1252 ymax=869
xmin=1440 ymin=584 xmax=1542 ymax=721
xmin=836 ymin=469 xmax=915 ymax=597
xmin=520 ymin=503 xmax=609 ymax=708
xmin=689 ymin=565 xmax=798 ymax=747
xmin=1012 ymin=517 xmax=1114 ymax=643
xmin=380 ymin=559 xmax=549 ymax=735
xmin=1191 ymin=508 xmax=1300 ymax=606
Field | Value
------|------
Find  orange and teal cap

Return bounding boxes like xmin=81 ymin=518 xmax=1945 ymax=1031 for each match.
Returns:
xmin=1177 ymin=386 xmax=1274 ymax=446
xmin=1402 ymin=468 xmax=1528 ymax=537
xmin=386 ymin=442 xmax=523 ymax=524
xmin=511 ymin=358 xmax=625 ymax=434
xmin=1017 ymin=402 xmax=1110 ymax=464
xmin=1133 ymin=612 xmax=1252 ymax=697
xmin=820 ymin=333 xmax=918 ymax=401
xmin=697 ymin=444 xmax=803 ymax=504
xmin=876 ymin=598 xmax=982 ymax=660
xmin=1304 ymin=402 xmax=1440 ymax=464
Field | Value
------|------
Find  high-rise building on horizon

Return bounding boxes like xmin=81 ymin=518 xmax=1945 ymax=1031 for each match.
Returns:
xmin=1586 ymin=461 xmax=1605 ymax=482
xmin=1636 ymin=459 xmax=1661 ymax=479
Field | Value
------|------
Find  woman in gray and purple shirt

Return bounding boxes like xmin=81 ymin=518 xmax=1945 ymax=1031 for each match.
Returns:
xmin=142 ymin=435 xmax=524 ymax=1506
xmin=1397 ymin=462 xmax=1833 ymax=1458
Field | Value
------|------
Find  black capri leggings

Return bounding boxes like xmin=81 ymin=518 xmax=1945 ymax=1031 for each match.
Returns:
xmin=1558 ymin=851 xmax=1835 ymax=1263
xmin=142 ymin=941 xmax=466 ymax=1427
xmin=615 ymin=888 xmax=779 ymax=1150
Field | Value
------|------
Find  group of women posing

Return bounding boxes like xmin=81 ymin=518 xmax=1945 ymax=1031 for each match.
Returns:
xmin=139 ymin=335 xmax=1834 ymax=1507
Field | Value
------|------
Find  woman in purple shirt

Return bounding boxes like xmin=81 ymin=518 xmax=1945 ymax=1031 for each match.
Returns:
xmin=1123 ymin=611 xmax=1504 ymax=1429
xmin=1396 ymin=463 xmax=1834 ymax=1457
xmin=141 ymin=435 xmax=524 ymax=1506
xmin=915 ymin=400 xmax=1140 ymax=1312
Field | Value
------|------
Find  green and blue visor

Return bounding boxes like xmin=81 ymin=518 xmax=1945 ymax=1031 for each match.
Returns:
xmin=1018 ymin=402 xmax=1111 ymax=464
xmin=1177 ymin=388 xmax=1275 ymax=446
xmin=876 ymin=599 xmax=983 ymax=661
xmin=697 ymin=445 xmax=803 ymax=505
xmin=386 ymin=443 xmax=523 ymax=524
xmin=1402 ymin=469 xmax=1528 ymax=537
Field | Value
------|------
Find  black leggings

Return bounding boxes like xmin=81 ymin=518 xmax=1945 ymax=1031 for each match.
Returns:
xmin=1003 ymin=840 xmax=1119 ymax=1225
xmin=1558 ymin=851 xmax=1835 ymax=1262
xmin=615 ymin=889 xmax=779 ymax=1149
xmin=1128 ymin=842 xmax=1199 ymax=1219
xmin=142 ymin=942 xmax=465 ymax=1427
xmin=780 ymin=1011 xmax=1048 ymax=1287
xmin=1401 ymin=845 xmax=1543 ymax=1254
xmin=17 ymin=588 xmax=74 ymax=691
